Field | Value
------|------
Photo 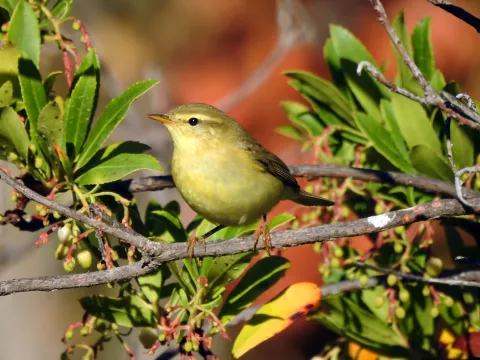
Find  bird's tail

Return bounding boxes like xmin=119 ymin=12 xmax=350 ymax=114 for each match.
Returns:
xmin=291 ymin=189 xmax=335 ymax=207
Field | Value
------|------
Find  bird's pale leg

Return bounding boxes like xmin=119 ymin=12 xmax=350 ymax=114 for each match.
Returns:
xmin=253 ymin=214 xmax=272 ymax=254
xmin=187 ymin=224 xmax=226 ymax=258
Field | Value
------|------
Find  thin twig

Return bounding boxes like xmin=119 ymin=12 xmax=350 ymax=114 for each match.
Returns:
xmin=425 ymin=0 xmax=480 ymax=33
xmin=354 ymin=262 xmax=480 ymax=288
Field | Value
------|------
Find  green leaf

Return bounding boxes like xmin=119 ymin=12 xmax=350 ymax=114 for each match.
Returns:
xmin=409 ymin=145 xmax=453 ymax=182
xmin=64 ymin=60 xmax=98 ymax=158
xmin=137 ymin=268 xmax=165 ymax=306
xmin=0 ymin=106 xmax=28 ymax=159
xmin=281 ymin=101 xmax=324 ymax=137
xmin=380 ymin=100 xmax=410 ymax=162
xmin=18 ymin=58 xmax=47 ymax=126
xmin=268 ymin=213 xmax=295 ymax=231
xmin=206 ymin=252 xmax=255 ymax=293
xmin=42 ymin=71 xmax=62 ymax=96
xmin=450 ymin=119 xmax=474 ymax=170
xmin=219 ymin=256 xmax=290 ymax=324
xmin=39 ymin=0 xmax=72 ymax=27
xmin=37 ymin=99 xmax=65 ymax=153
xmin=76 ymin=153 xmax=162 ymax=185
xmin=342 ymin=59 xmax=385 ymax=123
xmin=0 ymin=80 xmax=13 ymax=107
xmin=284 ymin=71 xmax=354 ymax=125
xmin=75 ymin=79 xmax=158 ymax=170
xmin=392 ymin=11 xmax=414 ymax=88
xmin=390 ymin=93 xmax=442 ymax=154
xmin=412 ymin=17 xmax=435 ymax=81
xmin=430 ymin=70 xmax=446 ymax=92
xmin=329 ymin=24 xmax=376 ymax=66
xmin=356 ymin=112 xmax=416 ymax=173
xmin=361 ymin=286 xmax=389 ymax=322
xmin=0 ymin=0 xmax=17 ymax=14
xmin=439 ymin=301 xmax=467 ymax=336
xmin=275 ymin=125 xmax=304 ymax=142
xmin=147 ymin=209 xmax=186 ymax=243
xmin=80 ymin=295 xmax=157 ymax=328
xmin=6 ymin=0 xmax=40 ymax=67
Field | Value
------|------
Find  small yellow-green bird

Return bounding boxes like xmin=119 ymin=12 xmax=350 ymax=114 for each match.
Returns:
xmin=148 ymin=103 xmax=334 ymax=257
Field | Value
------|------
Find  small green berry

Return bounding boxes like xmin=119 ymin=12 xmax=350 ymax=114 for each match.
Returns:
xmin=387 ymin=274 xmax=397 ymax=287
xmin=28 ymin=143 xmax=36 ymax=153
xmin=340 ymin=206 xmax=351 ymax=218
xmin=80 ymin=34 xmax=86 ymax=43
xmin=80 ymin=325 xmax=89 ymax=337
xmin=184 ymin=341 xmax=193 ymax=353
xmin=394 ymin=243 xmax=403 ymax=254
xmin=63 ymin=258 xmax=76 ymax=273
xmin=374 ymin=202 xmax=385 ymax=215
xmin=333 ymin=246 xmax=344 ymax=258
xmin=158 ymin=333 xmax=166 ymax=343
xmin=55 ymin=244 xmax=67 ymax=260
xmin=426 ymin=257 xmax=443 ymax=278
xmin=463 ymin=292 xmax=475 ymax=305
xmin=53 ymin=211 xmax=61 ymax=219
xmin=34 ymin=156 xmax=43 ymax=168
xmin=77 ymin=250 xmax=92 ymax=269
xmin=395 ymin=306 xmax=406 ymax=319
xmin=97 ymin=261 xmax=106 ymax=271
xmin=422 ymin=286 xmax=430 ymax=297
xmin=443 ymin=296 xmax=454 ymax=308
xmin=430 ymin=306 xmax=439 ymax=318
xmin=58 ymin=224 xmax=72 ymax=244
xmin=72 ymin=20 xmax=81 ymax=31
xmin=11 ymin=193 xmax=18 ymax=202
xmin=7 ymin=152 xmax=18 ymax=161
xmin=313 ymin=242 xmax=321 ymax=253
xmin=64 ymin=328 xmax=74 ymax=341
xmin=330 ymin=258 xmax=340 ymax=269
xmin=192 ymin=342 xmax=199 ymax=352
xmin=359 ymin=274 xmax=369 ymax=287
xmin=399 ymin=289 xmax=410 ymax=303
xmin=110 ymin=250 xmax=119 ymax=261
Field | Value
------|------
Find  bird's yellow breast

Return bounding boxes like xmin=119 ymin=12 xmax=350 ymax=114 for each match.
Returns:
xmin=171 ymin=139 xmax=284 ymax=226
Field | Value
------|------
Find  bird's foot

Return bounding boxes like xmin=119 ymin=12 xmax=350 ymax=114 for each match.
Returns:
xmin=187 ymin=236 xmax=207 ymax=259
xmin=253 ymin=222 xmax=272 ymax=255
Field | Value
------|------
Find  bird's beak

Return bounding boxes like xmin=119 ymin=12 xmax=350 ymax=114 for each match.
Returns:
xmin=147 ymin=114 xmax=179 ymax=126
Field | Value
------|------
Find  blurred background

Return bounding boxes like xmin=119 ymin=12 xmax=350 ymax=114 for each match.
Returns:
xmin=0 ymin=0 xmax=479 ymax=358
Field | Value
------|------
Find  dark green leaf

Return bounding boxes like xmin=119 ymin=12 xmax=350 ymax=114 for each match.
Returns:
xmin=64 ymin=67 xmax=98 ymax=158
xmin=391 ymin=93 xmax=442 ymax=154
xmin=18 ymin=58 xmax=47 ymax=126
xmin=0 ymin=80 xmax=13 ymax=106
xmin=412 ymin=17 xmax=435 ymax=81
xmin=6 ymin=0 xmax=40 ymax=67
xmin=219 ymin=256 xmax=290 ymax=324
xmin=0 ymin=106 xmax=28 ymax=159
xmin=206 ymin=253 xmax=255 ymax=293
xmin=37 ymin=99 xmax=65 ymax=153
xmin=356 ymin=112 xmax=416 ymax=173
xmin=80 ymin=295 xmax=157 ymax=328
xmin=439 ymin=301 xmax=467 ymax=336
xmin=281 ymin=101 xmax=323 ymax=137
xmin=0 ymin=133 xmax=15 ymax=160
xmin=392 ymin=11 xmax=414 ymax=88
xmin=284 ymin=71 xmax=354 ymax=125
xmin=410 ymin=145 xmax=453 ymax=182
xmin=450 ymin=119 xmax=474 ymax=170
xmin=147 ymin=209 xmax=186 ymax=243
xmin=75 ymin=153 xmax=162 ymax=185
xmin=380 ymin=100 xmax=410 ymax=162
xmin=138 ymin=269 xmax=164 ymax=306
xmin=75 ymin=79 xmax=158 ymax=170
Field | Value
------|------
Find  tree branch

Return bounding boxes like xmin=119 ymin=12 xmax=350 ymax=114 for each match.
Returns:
xmin=425 ymin=0 xmax=480 ymax=33
xmin=108 ymin=164 xmax=464 ymax=198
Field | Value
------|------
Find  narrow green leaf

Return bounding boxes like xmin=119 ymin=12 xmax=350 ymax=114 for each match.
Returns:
xmin=80 ymin=295 xmax=157 ymax=328
xmin=75 ymin=80 xmax=158 ymax=170
xmin=356 ymin=112 xmax=416 ymax=173
xmin=207 ymin=253 xmax=255 ymax=293
xmin=76 ymin=153 xmax=162 ymax=185
xmin=64 ymin=67 xmax=97 ymax=158
xmin=0 ymin=44 xmax=21 ymax=100
xmin=430 ymin=70 xmax=446 ymax=92
xmin=342 ymin=59 xmax=385 ymax=123
xmin=0 ymin=0 xmax=17 ymax=14
xmin=268 ymin=213 xmax=295 ymax=231
xmin=391 ymin=93 xmax=442 ymax=154
xmin=329 ymin=24 xmax=376 ymax=66
xmin=284 ymin=71 xmax=354 ymax=125
xmin=0 ymin=106 xmax=28 ymax=159
xmin=392 ymin=11 xmax=414 ymax=88
xmin=18 ymin=58 xmax=47 ymax=126
xmin=410 ymin=145 xmax=453 ymax=182
xmin=450 ymin=120 xmax=474 ymax=170
xmin=147 ymin=210 xmax=186 ymax=243
xmin=0 ymin=80 xmax=12 ymax=107
xmin=275 ymin=125 xmax=304 ymax=142
xmin=43 ymin=71 xmax=62 ymax=96
xmin=380 ymin=100 xmax=409 ymax=161
xmin=219 ymin=256 xmax=290 ymax=324
xmin=412 ymin=17 xmax=435 ymax=81
xmin=6 ymin=0 xmax=40 ymax=67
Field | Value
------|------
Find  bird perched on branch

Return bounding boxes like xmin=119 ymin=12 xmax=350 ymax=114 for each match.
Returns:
xmin=148 ymin=103 xmax=334 ymax=257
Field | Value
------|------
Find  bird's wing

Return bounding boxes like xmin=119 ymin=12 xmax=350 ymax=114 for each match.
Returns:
xmin=241 ymin=141 xmax=299 ymax=188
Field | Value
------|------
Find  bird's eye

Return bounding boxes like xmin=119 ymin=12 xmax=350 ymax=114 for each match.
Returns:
xmin=188 ymin=117 xmax=199 ymax=126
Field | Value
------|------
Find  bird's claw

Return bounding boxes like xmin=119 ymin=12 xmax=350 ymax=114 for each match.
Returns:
xmin=187 ymin=236 xmax=207 ymax=259
xmin=253 ymin=222 xmax=272 ymax=255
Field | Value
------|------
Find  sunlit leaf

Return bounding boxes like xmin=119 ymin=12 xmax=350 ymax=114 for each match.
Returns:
xmin=410 ymin=145 xmax=453 ymax=182
xmin=0 ymin=106 xmax=28 ymax=160
xmin=412 ymin=17 xmax=434 ymax=81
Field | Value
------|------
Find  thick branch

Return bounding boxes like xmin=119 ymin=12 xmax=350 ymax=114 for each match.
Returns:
xmin=425 ymin=0 xmax=480 ymax=33
xmin=110 ymin=164 xmax=462 ymax=198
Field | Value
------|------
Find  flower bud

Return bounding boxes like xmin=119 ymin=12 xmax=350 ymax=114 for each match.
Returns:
xmin=58 ymin=224 xmax=72 ymax=244
xmin=77 ymin=250 xmax=92 ymax=269
xmin=7 ymin=152 xmax=18 ymax=161
xmin=387 ymin=274 xmax=397 ymax=287
xmin=34 ymin=156 xmax=43 ymax=168
xmin=399 ymin=289 xmax=410 ymax=303
xmin=64 ymin=328 xmax=74 ymax=341
xmin=359 ymin=275 xmax=369 ymax=287
xmin=72 ymin=20 xmax=81 ymax=31
xmin=395 ymin=306 xmax=406 ymax=319
xmin=333 ymin=246 xmax=344 ymax=258
xmin=184 ymin=341 xmax=193 ymax=353
xmin=394 ymin=243 xmax=403 ymax=254
xmin=63 ymin=258 xmax=76 ymax=272
xmin=426 ymin=257 xmax=443 ymax=278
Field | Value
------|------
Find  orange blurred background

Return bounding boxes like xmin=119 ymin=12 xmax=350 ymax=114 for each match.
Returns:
xmin=1 ymin=0 xmax=479 ymax=359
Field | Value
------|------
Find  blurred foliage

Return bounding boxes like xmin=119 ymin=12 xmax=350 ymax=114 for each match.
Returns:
xmin=0 ymin=1 xmax=480 ymax=359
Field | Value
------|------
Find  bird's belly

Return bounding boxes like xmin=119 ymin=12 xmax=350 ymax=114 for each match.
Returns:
xmin=172 ymin=153 xmax=284 ymax=226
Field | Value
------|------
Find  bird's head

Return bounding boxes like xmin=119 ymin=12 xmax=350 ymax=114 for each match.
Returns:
xmin=148 ymin=103 xmax=243 ymax=147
